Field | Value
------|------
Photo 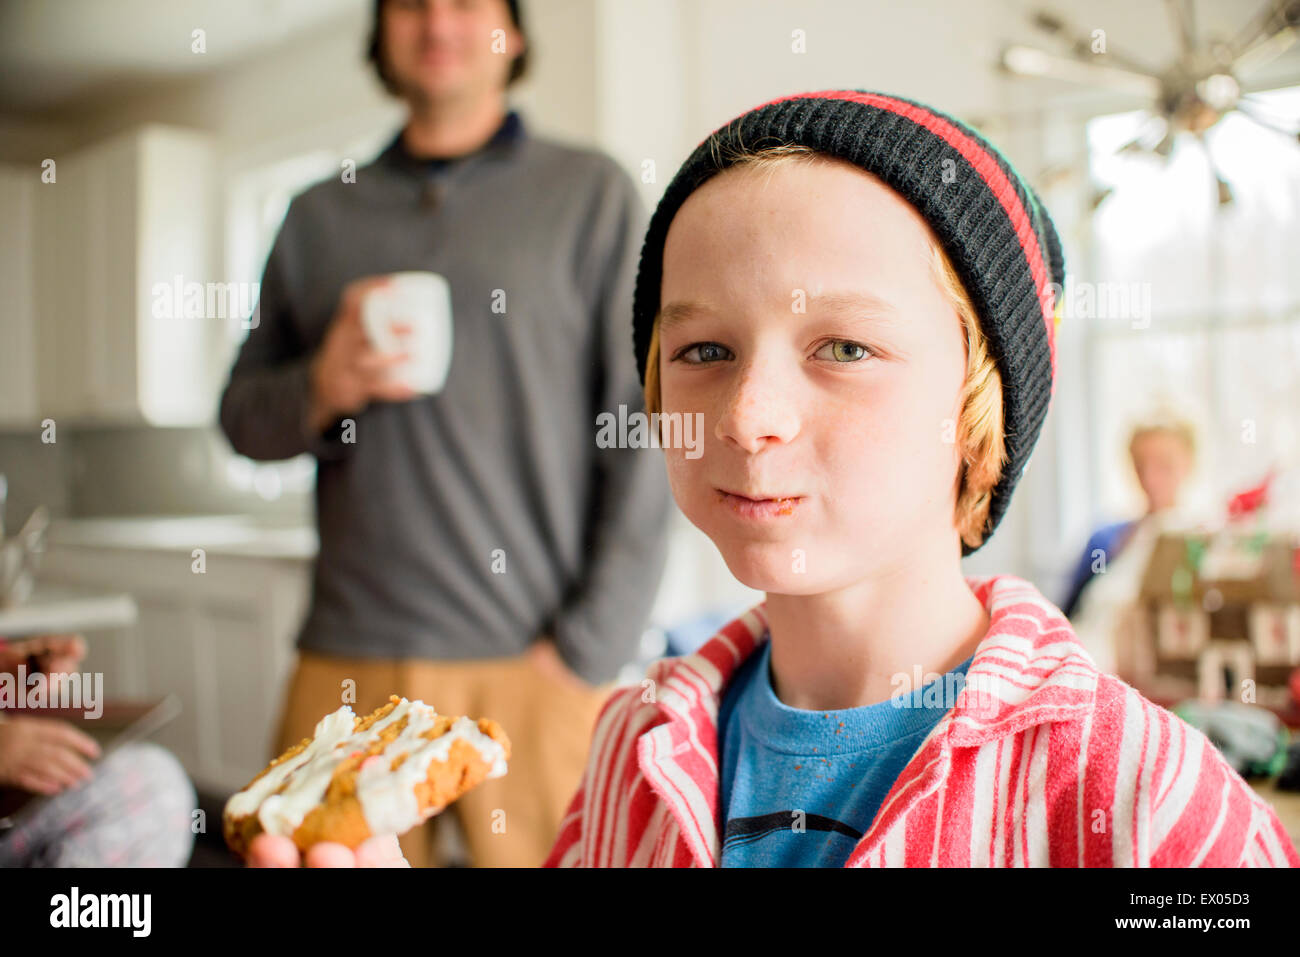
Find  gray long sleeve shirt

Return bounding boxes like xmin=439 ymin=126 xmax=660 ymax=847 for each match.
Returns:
xmin=218 ymin=110 xmax=671 ymax=684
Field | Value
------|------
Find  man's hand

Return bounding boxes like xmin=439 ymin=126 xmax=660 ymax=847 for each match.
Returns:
xmin=527 ymin=637 xmax=595 ymax=694
xmin=246 ymin=832 xmax=410 ymax=868
xmin=307 ymin=276 xmax=420 ymax=434
xmin=0 ymin=715 xmax=100 ymax=794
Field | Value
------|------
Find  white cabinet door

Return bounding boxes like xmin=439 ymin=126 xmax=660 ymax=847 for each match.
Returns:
xmin=82 ymin=132 xmax=141 ymax=421
xmin=74 ymin=623 xmax=143 ymax=700
xmin=204 ymin=604 xmax=284 ymax=789
xmin=38 ymin=544 xmax=310 ymax=795
xmin=134 ymin=599 xmax=202 ymax=773
xmin=35 ymin=152 xmax=93 ymax=419
xmin=31 ymin=126 xmax=215 ymax=426
xmin=136 ymin=127 xmax=217 ymax=426
xmin=0 ymin=166 xmax=38 ymax=426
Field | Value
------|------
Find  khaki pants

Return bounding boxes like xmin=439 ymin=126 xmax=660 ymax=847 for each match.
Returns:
xmin=272 ymin=649 xmax=614 ymax=868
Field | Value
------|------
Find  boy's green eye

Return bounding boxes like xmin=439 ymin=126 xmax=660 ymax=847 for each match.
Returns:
xmin=676 ymin=342 xmax=733 ymax=363
xmin=672 ymin=341 xmax=872 ymax=364
xmin=814 ymin=340 xmax=870 ymax=363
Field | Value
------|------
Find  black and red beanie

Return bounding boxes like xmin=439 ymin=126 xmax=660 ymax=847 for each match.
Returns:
xmin=631 ymin=89 xmax=1066 ymax=556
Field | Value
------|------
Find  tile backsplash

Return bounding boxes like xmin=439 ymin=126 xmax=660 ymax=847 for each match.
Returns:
xmin=0 ymin=431 xmax=70 ymax=533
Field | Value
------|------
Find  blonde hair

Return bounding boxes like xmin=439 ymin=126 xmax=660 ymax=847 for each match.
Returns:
xmin=1128 ymin=412 xmax=1197 ymax=462
xmin=643 ymin=144 xmax=1007 ymax=550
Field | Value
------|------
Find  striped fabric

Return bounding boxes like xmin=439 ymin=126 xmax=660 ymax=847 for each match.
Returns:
xmin=544 ymin=574 xmax=1299 ymax=867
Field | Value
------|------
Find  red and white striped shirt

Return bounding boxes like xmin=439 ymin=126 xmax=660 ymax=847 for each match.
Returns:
xmin=544 ymin=574 xmax=1299 ymax=867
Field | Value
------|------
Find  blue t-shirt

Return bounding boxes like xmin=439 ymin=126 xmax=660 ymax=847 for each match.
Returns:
xmin=718 ymin=638 xmax=974 ymax=867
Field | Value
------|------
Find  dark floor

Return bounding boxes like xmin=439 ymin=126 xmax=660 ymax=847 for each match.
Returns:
xmin=188 ymin=789 xmax=243 ymax=867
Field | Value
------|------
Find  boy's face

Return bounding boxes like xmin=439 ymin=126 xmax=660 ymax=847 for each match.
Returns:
xmin=657 ymin=158 xmax=970 ymax=594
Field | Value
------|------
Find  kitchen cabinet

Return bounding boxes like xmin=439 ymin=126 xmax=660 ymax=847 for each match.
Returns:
xmin=38 ymin=532 xmax=312 ymax=795
xmin=0 ymin=165 xmax=38 ymax=426
xmin=28 ymin=125 xmax=218 ymax=426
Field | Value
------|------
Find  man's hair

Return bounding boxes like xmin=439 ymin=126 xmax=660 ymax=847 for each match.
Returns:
xmin=642 ymin=144 xmax=1007 ymax=551
xmin=366 ymin=0 xmax=529 ymax=95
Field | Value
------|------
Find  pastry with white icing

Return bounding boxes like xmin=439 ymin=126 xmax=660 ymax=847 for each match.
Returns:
xmin=223 ymin=695 xmax=511 ymax=857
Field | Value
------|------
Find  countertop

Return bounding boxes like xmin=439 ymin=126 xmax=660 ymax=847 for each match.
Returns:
xmin=47 ymin=514 xmax=318 ymax=560
xmin=0 ymin=582 xmax=137 ymax=637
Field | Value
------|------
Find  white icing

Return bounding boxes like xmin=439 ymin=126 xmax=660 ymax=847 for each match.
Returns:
xmin=223 ymin=698 xmax=508 ymax=841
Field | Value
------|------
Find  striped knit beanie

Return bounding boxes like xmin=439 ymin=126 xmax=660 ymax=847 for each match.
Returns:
xmin=631 ymin=89 xmax=1065 ymax=556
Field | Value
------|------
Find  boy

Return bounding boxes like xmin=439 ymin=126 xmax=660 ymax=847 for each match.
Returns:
xmin=543 ymin=90 xmax=1300 ymax=867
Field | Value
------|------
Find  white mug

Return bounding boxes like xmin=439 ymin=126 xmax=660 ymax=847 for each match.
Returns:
xmin=360 ymin=272 xmax=454 ymax=395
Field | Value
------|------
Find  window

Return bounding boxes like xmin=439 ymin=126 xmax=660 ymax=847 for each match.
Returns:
xmin=1083 ymin=84 xmax=1300 ymax=525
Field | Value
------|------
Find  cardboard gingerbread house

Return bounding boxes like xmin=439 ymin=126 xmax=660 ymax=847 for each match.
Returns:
xmin=1126 ymin=530 xmax=1300 ymax=714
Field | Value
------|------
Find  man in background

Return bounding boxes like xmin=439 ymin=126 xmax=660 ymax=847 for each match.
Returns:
xmin=219 ymin=0 xmax=670 ymax=866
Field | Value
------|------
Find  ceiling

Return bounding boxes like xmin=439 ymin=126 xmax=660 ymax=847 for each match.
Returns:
xmin=0 ymin=0 xmax=367 ymax=113
xmin=992 ymin=0 xmax=1300 ymax=106
xmin=0 ymin=0 xmax=1297 ymax=117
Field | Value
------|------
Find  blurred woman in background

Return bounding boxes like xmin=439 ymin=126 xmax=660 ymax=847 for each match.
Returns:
xmin=1062 ymin=414 xmax=1202 ymax=676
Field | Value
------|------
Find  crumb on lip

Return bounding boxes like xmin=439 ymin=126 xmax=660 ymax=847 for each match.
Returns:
xmin=720 ymin=490 xmax=801 ymax=515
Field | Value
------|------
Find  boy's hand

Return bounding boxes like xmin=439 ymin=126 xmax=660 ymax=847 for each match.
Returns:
xmin=246 ymin=832 xmax=410 ymax=868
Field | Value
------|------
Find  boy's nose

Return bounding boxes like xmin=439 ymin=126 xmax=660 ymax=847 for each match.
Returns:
xmin=713 ymin=361 xmax=801 ymax=454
